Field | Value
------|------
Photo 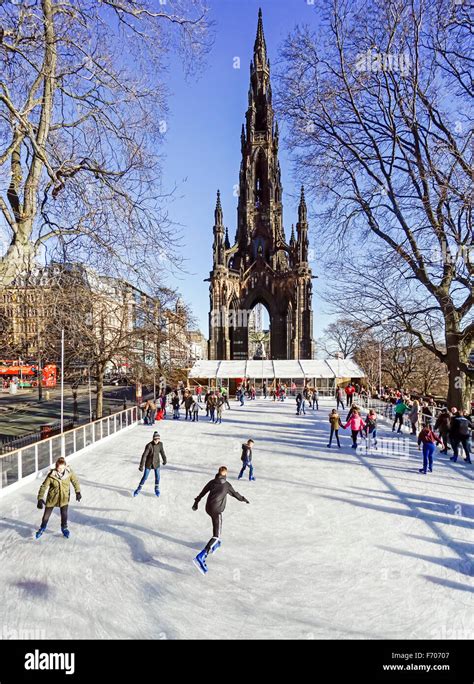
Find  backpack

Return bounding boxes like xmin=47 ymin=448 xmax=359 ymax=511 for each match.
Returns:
xmin=458 ymin=418 xmax=470 ymax=436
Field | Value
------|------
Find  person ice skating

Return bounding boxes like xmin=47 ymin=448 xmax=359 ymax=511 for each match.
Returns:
xmin=421 ymin=402 xmax=433 ymax=428
xmin=343 ymin=409 xmax=366 ymax=449
xmin=36 ymin=457 xmax=81 ymax=539
xmin=327 ymin=409 xmax=342 ymax=448
xmin=335 ymin=386 xmax=345 ymax=410
xmin=434 ymin=408 xmax=451 ymax=455
xmin=312 ymin=388 xmax=319 ymax=411
xmin=345 ymin=383 xmax=355 ymax=406
xmin=364 ymin=409 xmax=378 ymax=449
xmin=296 ymin=391 xmax=301 ymax=414
xmin=171 ymin=392 xmax=180 ymax=420
xmin=263 ymin=381 xmax=267 ymax=399
xmin=408 ymin=399 xmax=420 ymax=435
xmin=134 ymin=432 xmax=167 ymax=497
xmin=215 ymin=395 xmax=225 ymax=424
xmin=221 ymin=387 xmax=231 ymax=410
xmin=181 ymin=392 xmax=194 ymax=420
xmin=449 ymin=410 xmax=472 ymax=464
xmin=191 ymin=399 xmax=202 ymax=422
xmin=417 ymin=423 xmax=443 ymax=473
xmin=192 ymin=466 xmax=249 ymax=574
xmin=238 ymin=439 xmax=255 ymax=480
xmin=392 ymin=397 xmax=408 ymax=433
xmin=207 ymin=392 xmax=217 ymax=421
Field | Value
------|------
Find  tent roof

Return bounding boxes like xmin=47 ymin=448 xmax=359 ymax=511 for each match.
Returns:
xmin=188 ymin=359 xmax=365 ymax=380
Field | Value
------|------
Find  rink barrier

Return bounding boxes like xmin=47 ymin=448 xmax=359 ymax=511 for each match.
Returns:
xmin=0 ymin=406 xmax=138 ymax=498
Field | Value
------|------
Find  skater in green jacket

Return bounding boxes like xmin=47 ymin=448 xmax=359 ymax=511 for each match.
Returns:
xmin=36 ymin=457 xmax=81 ymax=539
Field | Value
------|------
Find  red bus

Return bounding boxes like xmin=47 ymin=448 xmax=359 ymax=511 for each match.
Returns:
xmin=0 ymin=360 xmax=57 ymax=388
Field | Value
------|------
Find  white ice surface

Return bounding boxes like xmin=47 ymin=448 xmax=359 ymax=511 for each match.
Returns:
xmin=0 ymin=398 xmax=472 ymax=640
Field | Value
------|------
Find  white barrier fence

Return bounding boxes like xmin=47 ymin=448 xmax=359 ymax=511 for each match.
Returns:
xmin=0 ymin=406 xmax=138 ymax=497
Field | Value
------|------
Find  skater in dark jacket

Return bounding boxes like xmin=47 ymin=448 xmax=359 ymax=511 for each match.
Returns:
xmin=434 ymin=408 xmax=451 ymax=454
xmin=449 ymin=411 xmax=473 ymax=464
xmin=192 ymin=466 xmax=249 ymax=574
xmin=134 ymin=432 xmax=167 ymax=497
xmin=36 ymin=457 xmax=81 ymax=539
xmin=181 ymin=393 xmax=194 ymax=420
xmin=171 ymin=393 xmax=180 ymax=419
xmin=238 ymin=439 xmax=255 ymax=480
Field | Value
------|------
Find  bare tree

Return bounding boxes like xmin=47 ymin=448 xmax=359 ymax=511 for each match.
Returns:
xmin=0 ymin=0 xmax=212 ymax=286
xmin=319 ymin=318 xmax=362 ymax=358
xmin=277 ymin=0 xmax=472 ymax=409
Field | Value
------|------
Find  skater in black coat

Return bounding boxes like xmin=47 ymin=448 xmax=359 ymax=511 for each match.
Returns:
xmin=192 ymin=466 xmax=249 ymax=574
xmin=238 ymin=439 xmax=255 ymax=480
xmin=133 ymin=432 xmax=167 ymax=497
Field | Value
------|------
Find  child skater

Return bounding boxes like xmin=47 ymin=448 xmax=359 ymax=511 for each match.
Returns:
xmin=364 ymin=409 xmax=378 ymax=449
xmin=327 ymin=409 xmax=342 ymax=448
xmin=238 ymin=439 xmax=256 ymax=480
xmin=343 ymin=408 xmax=366 ymax=449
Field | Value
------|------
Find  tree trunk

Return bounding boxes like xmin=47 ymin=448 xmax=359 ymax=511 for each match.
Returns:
xmin=445 ymin=335 xmax=470 ymax=411
xmin=0 ymin=238 xmax=36 ymax=287
xmin=96 ymin=366 xmax=105 ymax=419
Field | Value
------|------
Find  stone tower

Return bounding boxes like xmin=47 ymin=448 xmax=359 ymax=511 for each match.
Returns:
xmin=207 ymin=8 xmax=314 ymax=360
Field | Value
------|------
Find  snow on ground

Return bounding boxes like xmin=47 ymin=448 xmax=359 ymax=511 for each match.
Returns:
xmin=0 ymin=397 xmax=472 ymax=640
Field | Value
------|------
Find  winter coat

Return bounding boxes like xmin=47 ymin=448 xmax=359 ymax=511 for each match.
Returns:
xmin=171 ymin=396 xmax=180 ymax=409
xmin=408 ymin=405 xmax=419 ymax=422
xmin=450 ymin=416 xmax=473 ymax=439
xmin=344 ymin=415 xmax=366 ymax=431
xmin=394 ymin=401 xmax=409 ymax=415
xmin=38 ymin=467 xmax=80 ymax=508
xmin=434 ymin=413 xmax=451 ymax=433
xmin=181 ymin=395 xmax=194 ymax=409
xmin=365 ymin=416 xmax=377 ymax=433
xmin=139 ymin=441 xmax=167 ymax=470
xmin=329 ymin=414 xmax=342 ymax=429
xmin=194 ymin=475 xmax=246 ymax=515
xmin=417 ymin=428 xmax=443 ymax=446
xmin=241 ymin=443 xmax=252 ymax=463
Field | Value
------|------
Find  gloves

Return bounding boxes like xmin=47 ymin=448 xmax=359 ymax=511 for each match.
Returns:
xmin=37 ymin=499 xmax=45 ymax=509
xmin=138 ymin=467 xmax=143 ymax=472
xmin=243 ymin=498 xmax=250 ymax=504
xmin=192 ymin=502 xmax=198 ymax=511
xmin=162 ymin=460 xmax=167 ymax=467
xmin=76 ymin=492 xmax=82 ymax=502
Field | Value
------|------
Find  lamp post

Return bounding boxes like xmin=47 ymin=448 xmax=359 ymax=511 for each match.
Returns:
xmin=60 ymin=328 xmax=65 ymax=456
xmin=88 ymin=365 xmax=92 ymax=422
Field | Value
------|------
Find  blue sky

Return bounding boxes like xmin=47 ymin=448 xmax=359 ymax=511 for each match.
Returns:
xmin=161 ymin=0 xmax=331 ymax=339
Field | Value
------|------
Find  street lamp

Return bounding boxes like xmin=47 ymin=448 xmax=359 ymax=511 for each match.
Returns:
xmin=60 ymin=328 xmax=65 ymax=456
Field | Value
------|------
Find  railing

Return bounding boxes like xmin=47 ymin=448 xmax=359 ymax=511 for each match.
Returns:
xmin=353 ymin=395 xmax=444 ymax=430
xmin=0 ymin=420 xmax=75 ymax=454
xmin=0 ymin=406 xmax=138 ymax=495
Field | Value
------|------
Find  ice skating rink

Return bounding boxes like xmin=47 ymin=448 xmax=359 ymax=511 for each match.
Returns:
xmin=0 ymin=398 xmax=472 ymax=639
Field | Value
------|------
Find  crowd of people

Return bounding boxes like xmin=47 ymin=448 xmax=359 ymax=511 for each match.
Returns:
xmin=135 ymin=380 xmax=472 ymax=480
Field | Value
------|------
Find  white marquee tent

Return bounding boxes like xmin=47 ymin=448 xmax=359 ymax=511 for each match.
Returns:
xmin=188 ymin=358 xmax=364 ymax=381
